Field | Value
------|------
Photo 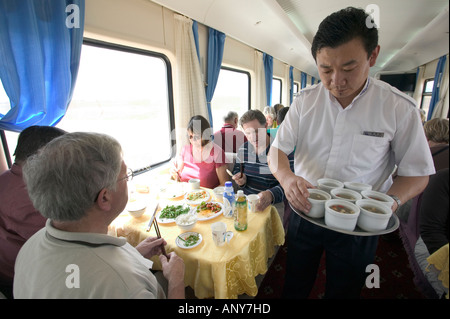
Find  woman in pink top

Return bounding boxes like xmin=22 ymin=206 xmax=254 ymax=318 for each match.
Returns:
xmin=171 ymin=115 xmax=228 ymax=189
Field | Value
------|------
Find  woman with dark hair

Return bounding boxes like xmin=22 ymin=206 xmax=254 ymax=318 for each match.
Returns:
xmin=171 ymin=115 xmax=228 ymax=188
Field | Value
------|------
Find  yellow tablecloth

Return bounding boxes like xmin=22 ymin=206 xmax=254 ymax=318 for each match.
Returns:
xmin=108 ymin=190 xmax=285 ymax=299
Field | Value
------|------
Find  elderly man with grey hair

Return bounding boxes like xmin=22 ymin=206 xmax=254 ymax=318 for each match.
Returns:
xmin=14 ymin=132 xmax=185 ymax=299
xmin=213 ymin=111 xmax=247 ymax=154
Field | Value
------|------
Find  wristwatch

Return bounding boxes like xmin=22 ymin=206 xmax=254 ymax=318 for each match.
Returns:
xmin=388 ymin=195 xmax=402 ymax=213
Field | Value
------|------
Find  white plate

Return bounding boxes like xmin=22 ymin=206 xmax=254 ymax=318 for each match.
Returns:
xmin=176 ymin=232 xmax=202 ymax=249
xmin=191 ymin=201 xmax=224 ymax=221
xmin=159 ymin=182 xmax=186 ymax=200
xmin=156 ymin=203 xmax=191 ymax=224
xmin=289 ymin=202 xmax=399 ymax=236
xmin=184 ymin=189 xmax=211 ymax=205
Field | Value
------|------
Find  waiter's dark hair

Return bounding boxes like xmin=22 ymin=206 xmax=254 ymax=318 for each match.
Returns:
xmin=311 ymin=7 xmax=378 ymax=61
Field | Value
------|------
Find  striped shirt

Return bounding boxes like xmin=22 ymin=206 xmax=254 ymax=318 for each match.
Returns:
xmin=233 ymin=135 xmax=294 ymax=204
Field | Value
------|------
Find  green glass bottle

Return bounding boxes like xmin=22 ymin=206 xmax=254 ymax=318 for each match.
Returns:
xmin=234 ymin=190 xmax=248 ymax=231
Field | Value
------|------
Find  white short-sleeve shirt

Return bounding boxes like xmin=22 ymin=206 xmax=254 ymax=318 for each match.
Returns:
xmin=273 ymin=77 xmax=435 ymax=192
xmin=14 ymin=220 xmax=166 ymax=299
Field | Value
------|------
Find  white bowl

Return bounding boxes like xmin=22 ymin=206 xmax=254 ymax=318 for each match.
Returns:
xmin=213 ymin=186 xmax=225 ymax=202
xmin=325 ymin=199 xmax=360 ymax=231
xmin=306 ymin=189 xmax=331 ymax=218
xmin=356 ymin=199 xmax=392 ymax=232
xmin=330 ymin=188 xmax=362 ymax=203
xmin=344 ymin=181 xmax=372 ymax=193
xmin=361 ymin=190 xmax=394 ymax=208
xmin=317 ymin=178 xmax=344 ymax=194
xmin=126 ymin=200 xmax=147 ymax=218
xmin=175 ymin=213 xmax=198 ymax=231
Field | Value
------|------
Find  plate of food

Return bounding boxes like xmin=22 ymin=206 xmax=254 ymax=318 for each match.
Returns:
xmin=156 ymin=203 xmax=191 ymax=224
xmin=192 ymin=201 xmax=223 ymax=221
xmin=159 ymin=182 xmax=186 ymax=200
xmin=184 ymin=189 xmax=211 ymax=205
xmin=176 ymin=231 xmax=202 ymax=249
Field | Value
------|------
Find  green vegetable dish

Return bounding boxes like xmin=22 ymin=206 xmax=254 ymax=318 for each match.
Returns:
xmin=178 ymin=234 xmax=200 ymax=247
xmin=159 ymin=205 xmax=190 ymax=219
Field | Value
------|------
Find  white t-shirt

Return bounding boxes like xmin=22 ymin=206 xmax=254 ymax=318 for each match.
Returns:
xmin=14 ymin=220 xmax=166 ymax=299
xmin=273 ymin=77 xmax=435 ymax=192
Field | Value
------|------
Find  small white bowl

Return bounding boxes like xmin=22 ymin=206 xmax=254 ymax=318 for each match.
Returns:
xmin=344 ymin=181 xmax=372 ymax=193
xmin=317 ymin=178 xmax=344 ymax=194
xmin=330 ymin=188 xmax=362 ymax=203
xmin=306 ymin=189 xmax=331 ymax=218
xmin=325 ymin=199 xmax=360 ymax=231
xmin=126 ymin=200 xmax=147 ymax=218
xmin=361 ymin=190 xmax=394 ymax=208
xmin=356 ymin=199 xmax=392 ymax=232
xmin=213 ymin=186 xmax=225 ymax=203
xmin=175 ymin=213 xmax=198 ymax=231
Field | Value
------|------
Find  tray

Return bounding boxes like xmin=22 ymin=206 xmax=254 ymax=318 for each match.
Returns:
xmin=289 ymin=202 xmax=399 ymax=236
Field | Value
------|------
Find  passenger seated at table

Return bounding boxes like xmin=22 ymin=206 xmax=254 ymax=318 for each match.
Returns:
xmin=213 ymin=111 xmax=247 ymax=153
xmin=232 ymin=109 xmax=294 ymax=212
xmin=423 ymin=118 xmax=449 ymax=171
xmin=171 ymin=115 xmax=228 ymax=189
xmin=0 ymin=125 xmax=65 ymax=299
xmin=14 ymin=132 xmax=185 ymax=299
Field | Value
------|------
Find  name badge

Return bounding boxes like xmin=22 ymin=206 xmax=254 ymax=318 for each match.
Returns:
xmin=363 ymin=131 xmax=384 ymax=138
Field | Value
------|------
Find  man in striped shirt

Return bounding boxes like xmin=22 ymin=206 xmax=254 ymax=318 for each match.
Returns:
xmin=232 ymin=109 xmax=294 ymax=212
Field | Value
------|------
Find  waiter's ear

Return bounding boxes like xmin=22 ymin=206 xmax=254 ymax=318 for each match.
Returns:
xmin=95 ymin=188 xmax=113 ymax=211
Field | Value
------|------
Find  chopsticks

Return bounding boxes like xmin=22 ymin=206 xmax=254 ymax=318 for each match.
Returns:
xmin=226 ymin=164 xmax=244 ymax=178
xmin=145 ymin=202 xmax=169 ymax=258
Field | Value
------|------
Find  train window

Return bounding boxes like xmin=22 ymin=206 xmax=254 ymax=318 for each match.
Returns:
xmin=293 ymin=82 xmax=299 ymax=95
xmin=420 ymin=78 xmax=434 ymax=118
xmin=272 ymin=78 xmax=282 ymax=105
xmin=56 ymin=40 xmax=174 ymax=170
xmin=210 ymin=67 xmax=250 ymax=131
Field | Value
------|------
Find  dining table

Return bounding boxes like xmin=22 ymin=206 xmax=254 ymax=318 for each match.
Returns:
xmin=108 ymin=180 xmax=285 ymax=299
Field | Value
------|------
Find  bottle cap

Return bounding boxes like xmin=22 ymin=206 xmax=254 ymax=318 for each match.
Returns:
xmin=237 ymin=190 xmax=244 ymax=195
xmin=225 ymin=181 xmax=232 ymax=187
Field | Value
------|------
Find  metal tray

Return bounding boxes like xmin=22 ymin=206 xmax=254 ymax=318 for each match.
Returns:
xmin=289 ymin=202 xmax=399 ymax=236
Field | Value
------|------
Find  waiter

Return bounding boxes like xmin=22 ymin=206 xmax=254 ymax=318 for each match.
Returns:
xmin=268 ymin=7 xmax=435 ymax=298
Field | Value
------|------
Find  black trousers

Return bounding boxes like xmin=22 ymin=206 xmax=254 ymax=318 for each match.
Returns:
xmin=282 ymin=212 xmax=379 ymax=299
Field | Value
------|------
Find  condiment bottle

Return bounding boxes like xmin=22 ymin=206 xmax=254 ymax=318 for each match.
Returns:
xmin=234 ymin=190 xmax=248 ymax=231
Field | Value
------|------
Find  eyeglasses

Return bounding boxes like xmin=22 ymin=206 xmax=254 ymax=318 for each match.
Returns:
xmin=189 ymin=134 xmax=201 ymax=141
xmin=118 ymin=168 xmax=134 ymax=183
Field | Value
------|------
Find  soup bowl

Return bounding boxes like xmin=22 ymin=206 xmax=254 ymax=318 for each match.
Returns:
xmin=361 ymin=190 xmax=394 ymax=208
xmin=306 ymin=189 xmax=331 ymax=218
xmin=317 ymin=178 xmax=344 ymax=194
xmin=356 ymin=199 xmax=392 ymax=232
xmin=330 ymin=188 xmax=362 ymax=203
xmin=324 ymin=199 xmax=360 ymax=231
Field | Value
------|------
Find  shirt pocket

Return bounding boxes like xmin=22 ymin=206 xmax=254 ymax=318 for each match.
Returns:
xmin=349 ymin=134 xmax=390 ymax=171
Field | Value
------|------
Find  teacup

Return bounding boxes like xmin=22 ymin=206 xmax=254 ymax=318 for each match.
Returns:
xmin=247 ymin=194 xmax=259 ymax=213
xmin=211 ymin=222 xmax=233 ymax=246
xmin=189 ymin=178 xmax=200 ymax=190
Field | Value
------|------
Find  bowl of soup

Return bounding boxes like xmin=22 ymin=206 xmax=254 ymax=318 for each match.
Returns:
xmin=356 ymin=199 xmax=392 ymax=232
xmin=360 ymin=190 xmax=394 ymax=208
xmin=317 ymin=178 xmax=344 ymax=194
xmin=343 ymin=181 xmax=372 ymax=193
xmin=330 ymin=188 xmax=362 ymax=203
xmin=324 ymin=199 xmax=360 ymax=231
xmin=306 ymin=189 xmax=331 ymax=218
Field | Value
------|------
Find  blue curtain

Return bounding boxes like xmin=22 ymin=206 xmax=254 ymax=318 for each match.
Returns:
xmin=301 ymin=72 xmax=307 ymax=89
xmin=289 ymin=66 xmax=294 ymax=105
xmin=205 ymin=27 xmax=226 ymax=127
xmin=263 ymin=53 xmax=273 ymax=106
xmin=311 ymin=77 xmax=315 ymax=85
xmin=192 ymin=20 xmax=200 ymax=63
xmin=428 ymin=55 xmax=447 ymax=120
xmin=0 ymin=0 xmax=85 ymax=132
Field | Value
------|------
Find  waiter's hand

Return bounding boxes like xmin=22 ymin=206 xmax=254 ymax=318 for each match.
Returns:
xmin=281 ymin=174 xmax=314 ymax=213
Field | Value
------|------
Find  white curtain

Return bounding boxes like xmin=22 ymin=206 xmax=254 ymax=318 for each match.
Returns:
xmin=254 ymin=50 xmax=266 ymax=111
xmin=431 ymin=54 xmax=449 ymax=119
xmin=173 ymin=14 xmax=209 ymax=153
